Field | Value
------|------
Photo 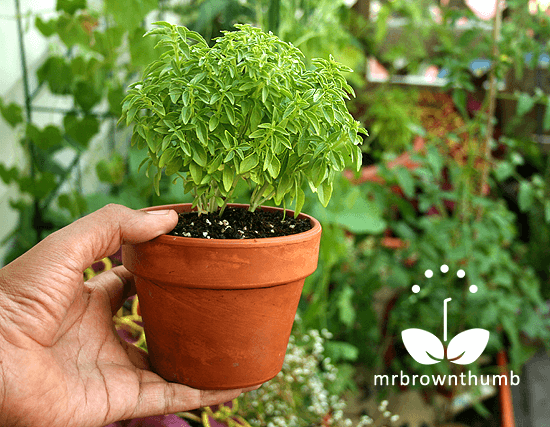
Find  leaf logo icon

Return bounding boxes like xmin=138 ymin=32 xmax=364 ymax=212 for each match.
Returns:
xmin=402 ymin=271 xmax=490 ymax=366
xmin=447 ymin=329 xmax=489 ymax=365
xmin=402 ymin=328 xmax=489 ymax=365
xmin=402 ymin=329 xmax=444 ymax=365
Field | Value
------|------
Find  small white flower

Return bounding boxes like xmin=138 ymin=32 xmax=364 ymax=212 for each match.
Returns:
xmin=390 ymin=414 xmax=400 ymax=422
xmin=378 ymin=400 xmax=388 ymax=412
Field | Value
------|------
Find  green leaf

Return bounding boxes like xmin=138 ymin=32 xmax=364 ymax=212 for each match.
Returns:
xmin=189 ymin=161 xmax=203 ymax=184
xmin=196 ymin=122 xmax=207 ymax=145
xmin=107 ymin=85 xmax=124 ymax=117
xmin=35 ymin=16 xmax=57 ymax=37
xmin=518 ymin=181 xmax=534 ymax=211
xmin=336 ymin=285 xmax=356 ymax=327
xmin=294 ymin=185 xmax=305 ymax=217
xmin=74 ymin=80 xmax=102 ymax=112
xmin=248 ymin=129 xmax=267 ymax=139
xmin=105 ymin=0 xmax=157 ymax=31
xmin=36 ymin=56 xmax=73 ymax=95
xmin=19 ymin=172 xmax=57 ymax=199
xmin=267 ymin=155 xmax=281 ymax=178
xmin=544 ymin=101 xmax=550 ymax=132
xmin=26 ymin=123 xmax=63 ymax=150
xmin=240 ymin=153 xmax=259 ymax=173
xmin=544 ymin=200 xmax=550 ymax=223
xmin=0 ymin=163 xmax=19 ymax=184
xmin=56 ymin=14 xmax=90 ymax=47
xmin=325 ymin=341 xmax=359 ymax=362
xmin=452 ymin=89 xmax=467 ymax=117
xmin=192 ymin=144 xmax=207 ymax=167
xmin=63 ymin=114 xmax=99 ymax=149
xmin=317 ymin=180 xmax=333 ymax=207
xmin=394 ymin=166 xmax=415 ymax=198
xmin=516 ymin=93 xmax=536 ymax=117
xmin=426 ymin=145 xmax=443 ymax=175
xmin=159 ymin=147 xmax=176 ymax=168
xmin=333 ymin=188 xmax=386 ymax=234
xmin=312 ymin=159 xmax=326 ymax=188
xmin=224 ymin=150 xmax=235 ymax=162
xmin=180 ymin=106 xmax=192 ymax=124
xmin=224 ymin=104 xmax=235 ymax=125
xmin=209 ymin=115 xmax=219 ymax=132
xmin=58 ymin=190 xmax=87 ymax=218
xmin=129 ymin=27 xmax=158 ymax=68
xmin=56 ymin=0 xmax=86 ymax=14
xmin=0 ymin=101 xmax=23 ymax=128
xmin=206 ymin=154 xmax=222 ymax=174
xmin=494 ymin=161 xmax=514 ymax=182
xmin=95 ymin=154 xmax=125 ymax=185
xmin=222 ymin=166 xmax=234 ymax=192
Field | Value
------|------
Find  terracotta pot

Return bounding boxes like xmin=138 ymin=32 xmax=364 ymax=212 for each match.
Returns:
xmin=122 ymin=203 xmax=322 ymax=390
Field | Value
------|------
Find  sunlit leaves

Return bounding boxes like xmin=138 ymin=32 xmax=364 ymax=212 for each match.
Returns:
xmin=56 ymin=0 xmax=87 ymax=15
xmin=121 ymin=23 xmax=366 ymax=214
xmin=105 ymin=0 xmax=156 ymax=31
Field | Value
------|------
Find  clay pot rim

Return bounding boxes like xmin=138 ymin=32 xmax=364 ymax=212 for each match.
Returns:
xmin=144 ymin=203 xmax=322 ymax=248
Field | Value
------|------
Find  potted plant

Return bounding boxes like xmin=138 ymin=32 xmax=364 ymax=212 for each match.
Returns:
xmin=119 ymin=22 xmax=366 ymax=390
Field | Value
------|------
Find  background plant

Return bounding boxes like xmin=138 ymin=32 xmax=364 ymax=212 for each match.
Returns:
xmin=0 ymin=0 xmax=169 ymax=263
xmin=121 ymin=22 xmax=366 ymax=215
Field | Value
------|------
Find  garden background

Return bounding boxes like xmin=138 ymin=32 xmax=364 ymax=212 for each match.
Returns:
xmin=2 ymin=0 xmax=550 ymax=426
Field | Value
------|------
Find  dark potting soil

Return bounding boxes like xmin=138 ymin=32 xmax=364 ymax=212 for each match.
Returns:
xmin=168 ymin=207 xmax=312 ymax=239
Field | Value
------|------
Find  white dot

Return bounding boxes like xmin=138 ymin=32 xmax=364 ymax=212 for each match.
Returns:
xmin=425 ymin=269 xmax=433 ymax=278
xmin=457 ymin=269 xmax=466 ymax=278
xmin=469 ymin=285 xmax=478 ymax=293
xmin=412 ymin=285 xmax=420 ymax=293
xmin=440 ymin=264 xmax=449 ymax=273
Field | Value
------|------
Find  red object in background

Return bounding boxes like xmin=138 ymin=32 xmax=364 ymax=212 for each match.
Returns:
xmin=497 ymin=350 xmax=516 ymax=427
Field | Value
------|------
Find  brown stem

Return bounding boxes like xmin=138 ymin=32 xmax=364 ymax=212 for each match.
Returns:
xmin=477 ymin=1 xmax=503 ymax=220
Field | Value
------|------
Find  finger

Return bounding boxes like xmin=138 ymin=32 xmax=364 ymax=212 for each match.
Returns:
xmin=86 ymin=265 xmax=136 ymax=315
xmin=130 ymin=372 xmax=259 ymax=419
xmin=41 ymin=204 xmax=178 ymax=274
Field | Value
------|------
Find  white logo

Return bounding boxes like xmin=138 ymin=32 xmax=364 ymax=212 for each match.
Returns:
xmin=402 ymin=266 xmax=490 ymax=365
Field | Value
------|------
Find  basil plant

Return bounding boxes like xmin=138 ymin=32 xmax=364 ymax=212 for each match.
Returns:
xmin=121 ymin=22 xmax=366 ymax=215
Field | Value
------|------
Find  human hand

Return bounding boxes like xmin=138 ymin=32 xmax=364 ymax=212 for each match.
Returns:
xmin=0 ymin=204 xmax=257 ymax=427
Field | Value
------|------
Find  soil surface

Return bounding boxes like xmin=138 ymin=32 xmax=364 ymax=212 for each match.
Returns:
xmin=168 ymin=207 xmax=312 ymax=239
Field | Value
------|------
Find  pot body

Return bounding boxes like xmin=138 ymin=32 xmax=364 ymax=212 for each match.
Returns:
xmin=122 ymin=203 xmax=322 ymax=390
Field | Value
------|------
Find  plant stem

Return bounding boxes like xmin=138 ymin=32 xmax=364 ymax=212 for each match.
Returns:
xmin=443 ymin=298 xmax=452 ymax=342
xmin=14 ymin=0 xmax=44 ymax=239
xmin=477 ymin=0 xmax=503 ymax=220
xmin=249 ymin=182 xmax=270 ymax=211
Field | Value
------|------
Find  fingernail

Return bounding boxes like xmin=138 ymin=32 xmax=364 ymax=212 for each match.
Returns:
xmin=146 ymin=209 xmax=172 ymax=215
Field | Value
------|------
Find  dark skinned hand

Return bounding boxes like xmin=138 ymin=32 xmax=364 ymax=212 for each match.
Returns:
xmin=0 ymin=204 xmax=257 ymax=427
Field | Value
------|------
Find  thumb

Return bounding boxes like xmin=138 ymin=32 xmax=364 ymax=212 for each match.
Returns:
xmin=39 ymin=204 xmax=178 ymax=273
